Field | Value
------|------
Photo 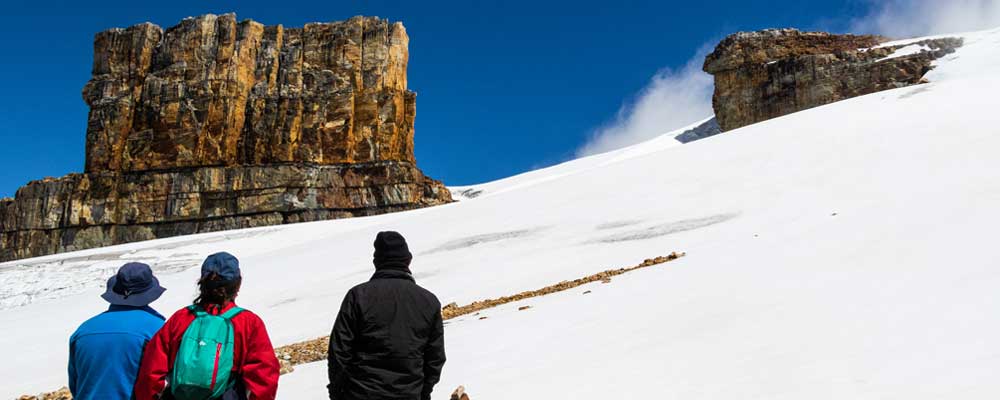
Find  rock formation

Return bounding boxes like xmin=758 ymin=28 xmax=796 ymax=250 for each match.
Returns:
xmin=0 ymin=14 xmax=451 ymax=262
xmin=703 ymin=29 xmax=963 ymax=131
xmin=674 ymin=118 xmax=721 ymax=144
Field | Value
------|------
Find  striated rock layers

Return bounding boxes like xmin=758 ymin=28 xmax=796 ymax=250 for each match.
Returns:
xmin=0 ymin=13 xmax=451 ymax=262
xmin=703 ymin=29 xmax=963 ymax=131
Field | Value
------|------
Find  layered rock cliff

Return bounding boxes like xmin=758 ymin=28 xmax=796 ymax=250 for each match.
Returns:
xmin=0 ymin=14 xmax=451 ymax=262
xmin=703 ymin=29 xmax=963 ymax=131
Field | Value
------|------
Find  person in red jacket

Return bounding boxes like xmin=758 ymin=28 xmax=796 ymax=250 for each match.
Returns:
xmin=134 ymin=252 xmax=280 ymax=400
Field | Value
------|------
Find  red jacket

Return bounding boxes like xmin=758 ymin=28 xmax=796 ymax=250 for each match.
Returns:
xmin=134 ymin=302 xmax=280 ymax=399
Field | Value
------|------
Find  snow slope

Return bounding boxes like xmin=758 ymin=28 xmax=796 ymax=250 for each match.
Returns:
xmin=448 ymin=116 xmax=703 ymax=201
xmin=3 ymin=28 xmax=1000 ymax=399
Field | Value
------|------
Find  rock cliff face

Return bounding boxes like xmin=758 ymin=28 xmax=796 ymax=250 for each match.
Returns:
xmin=703 ymin=29 xmax=963 ymax=131
xmin=0 ymin=14 xmax=451 ymax=262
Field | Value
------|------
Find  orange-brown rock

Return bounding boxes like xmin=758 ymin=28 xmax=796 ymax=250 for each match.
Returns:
xmin=703 ymin=29 xmax=963 ymax=131
xmin=17 ymin=387 xmax=71 ymax=400
xmin=1 ymin=14 xmax=451 ymax=262
xmin=451 ymin=386 xmax=471 ymax=400
xmin=83 ymin=14 xmax=415 ymax=172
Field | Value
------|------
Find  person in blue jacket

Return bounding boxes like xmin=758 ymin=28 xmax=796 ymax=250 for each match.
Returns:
xmin=68 ymin=262 xmax=167 ymax=400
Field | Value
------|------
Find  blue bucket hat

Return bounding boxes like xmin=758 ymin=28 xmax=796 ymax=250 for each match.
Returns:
xmin=101 ymin=262 xmax=166 ymax=307
xmin=201 ymin=252 xmax=241 ymax=281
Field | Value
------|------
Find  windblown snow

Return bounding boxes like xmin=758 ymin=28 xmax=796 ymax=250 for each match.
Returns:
xmin=3 ymin=28 xmax=1000 ymax=399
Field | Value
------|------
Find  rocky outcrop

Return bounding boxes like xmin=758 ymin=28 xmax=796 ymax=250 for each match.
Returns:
xmin=83 ymin=13 xmax=416 ymax=172
xmin=703 ymin=29 xmax=963 ymax=131
xmin=1 ymin=14 xmax=451 ymax=262
xmin=674 ymin=118 xmax=721 ymax=144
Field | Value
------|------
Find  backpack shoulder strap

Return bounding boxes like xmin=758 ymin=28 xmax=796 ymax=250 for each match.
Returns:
xmin=220 ymin=306 xmax=244 ymax=320
xmin=186 ymin=304 xmax=207 ymax=317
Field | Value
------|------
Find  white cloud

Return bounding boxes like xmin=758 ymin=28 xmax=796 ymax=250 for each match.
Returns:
xmin=851 ymin=0 xmax=1000 ymax=37
xmin=577 ymin=46 xmax=715 ymax=157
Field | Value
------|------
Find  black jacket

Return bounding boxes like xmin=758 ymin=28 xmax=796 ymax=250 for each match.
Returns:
xmin=328 ymin=269 xmax=446 ymax=400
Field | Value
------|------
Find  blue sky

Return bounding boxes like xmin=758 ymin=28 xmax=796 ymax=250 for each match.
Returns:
xmin=0 ymin=0 xmax=882 ymax=197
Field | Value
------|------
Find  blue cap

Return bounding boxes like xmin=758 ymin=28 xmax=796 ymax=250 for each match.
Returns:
xmin=101 ymin=262 xmax=166 ymax=307
xmin=201 ymin=252 xmax=241 ymax=281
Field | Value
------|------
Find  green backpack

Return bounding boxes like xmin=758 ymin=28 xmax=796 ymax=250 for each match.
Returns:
xmin=170 ymin=305 xmax=244 ymax=400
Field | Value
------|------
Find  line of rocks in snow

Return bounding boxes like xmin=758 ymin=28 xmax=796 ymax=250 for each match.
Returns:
xmin=273 ymin=252 xmax=686 ymax=366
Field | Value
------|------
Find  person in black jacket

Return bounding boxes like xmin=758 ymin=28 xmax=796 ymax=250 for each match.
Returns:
xmin=328 ymin=231 xmax=446 ymax=400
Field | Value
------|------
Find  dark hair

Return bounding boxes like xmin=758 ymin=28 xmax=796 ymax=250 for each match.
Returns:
xmin=194 ymin=272 xmax=242 ymax=308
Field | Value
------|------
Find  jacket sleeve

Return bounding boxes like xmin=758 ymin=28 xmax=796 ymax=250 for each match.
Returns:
xmin=421 ymin=310 xmax=446 ymax=400
xmin=328 ymin=290 xmax=359 ymax=400
xmin=134 ymin=315 xmax=175 ymax=399
xmin=242 ymin=314 xmax=280 ymax=400
xmin=67 ymin=338 xmax=77 ymax=396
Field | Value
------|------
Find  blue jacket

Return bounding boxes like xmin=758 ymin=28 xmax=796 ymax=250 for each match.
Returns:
xmin=69 ymin=305 xmax=165 ymax=400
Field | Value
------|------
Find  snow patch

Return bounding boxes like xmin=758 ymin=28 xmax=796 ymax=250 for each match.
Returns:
xmin=876 ymin=43 xmax=933 ymax=61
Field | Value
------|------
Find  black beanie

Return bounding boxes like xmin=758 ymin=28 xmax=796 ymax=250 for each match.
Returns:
xmin=373 ymin=231 xmax=413 ymax=270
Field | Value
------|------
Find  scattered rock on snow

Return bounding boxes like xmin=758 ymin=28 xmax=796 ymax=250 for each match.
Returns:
xmin=18 ymin=387 xmax=71 ymax=400
xmin=440 ymin=252 xmax=685 ymax=319
xmin=279 ymin=358 xmax=295 ymax=375
xmin=451 ymin=386 xmax=471 ymax=400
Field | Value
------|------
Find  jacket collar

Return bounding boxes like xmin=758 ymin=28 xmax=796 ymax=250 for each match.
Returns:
xmin=371 ymin=268 xmax=415 ymax=282
xmin=107 ymin=304 xmax=166 ymax=320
